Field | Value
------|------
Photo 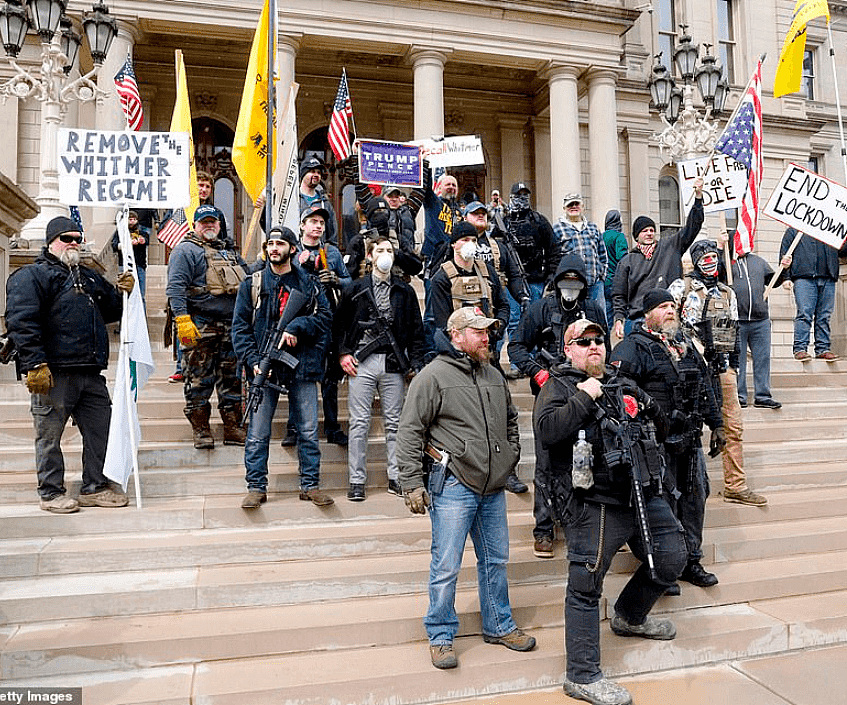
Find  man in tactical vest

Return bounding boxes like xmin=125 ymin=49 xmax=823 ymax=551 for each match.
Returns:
xmin=669 ymin=240 xmax=767 ymax=507
xmin=167 ymin=204 xmax=250 ymax=449
xmin=535 ymin=318 xmax=686 ymax=705
xmin=610 ymin=289 xmax=725 ymax=592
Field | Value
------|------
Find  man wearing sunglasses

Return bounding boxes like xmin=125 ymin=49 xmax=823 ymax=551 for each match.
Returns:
xmin=5 ymin=216 xmax=134 ymax=513
xmin=535 ymin=318 xmax=685 ymax=705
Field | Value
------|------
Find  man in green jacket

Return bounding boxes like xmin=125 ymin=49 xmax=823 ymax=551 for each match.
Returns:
xmin=397 ymin=306 xmax=536 ymax=670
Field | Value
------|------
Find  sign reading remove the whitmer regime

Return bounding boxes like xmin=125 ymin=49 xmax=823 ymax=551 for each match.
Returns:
xmin=58 ymin=128 xmax=190 ymax=208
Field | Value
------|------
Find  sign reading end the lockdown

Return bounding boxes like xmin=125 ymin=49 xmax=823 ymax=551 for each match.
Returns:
xmin=763 ymin=163 xmax=847 ymax=249
xmin=58 ymin=128 xmax=190 ymax=208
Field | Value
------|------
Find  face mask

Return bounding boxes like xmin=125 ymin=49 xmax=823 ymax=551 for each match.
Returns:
xmin=375 ymin=253 xmax=394 ymax=273
xmin=558 ymin=280 xmax=584 ymax=306
xmin=459 ymin=241 xmax=477 ymax=261
xmin=697 ymin=254 xmax=719 ymax=278
xmin=510 ymin=194 xmax=530 ymax=211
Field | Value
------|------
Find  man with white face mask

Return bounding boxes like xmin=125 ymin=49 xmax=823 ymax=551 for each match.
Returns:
xmin=336 ymin=238 xmax=426 ymax=501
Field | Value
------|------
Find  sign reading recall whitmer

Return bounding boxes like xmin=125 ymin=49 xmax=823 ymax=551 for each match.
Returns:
xmin=410 ymin=135 xmax=485 ymax=168
xmin=677 ymin=154 xmax=749 ymax=215
xmin=358 ymin=140 xmax=423 ymax=187
xmin=58 ymin=129 xmax=190 ymax=208
xmin=763 ymin=163 xmax=847 ymax=249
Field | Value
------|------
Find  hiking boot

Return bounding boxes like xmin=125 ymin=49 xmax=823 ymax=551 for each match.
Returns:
xmin=186 ymin=406 xmax=214 ymax=449
xmin=738 ymin=397 xmax=748 ymax=408
xmin=326 ymin=429 xmax=348 ymax=446
xmin=505 ymin=472 xmax=528 ymax=494
xmin=220 ymin=407 xmax=246 ymax=446
xmin=77 ymin=488 xmax=129 ymax=508
xmin=610 ymin=613 xmax=676 ymax=640
xmin=39 ymin=495 xmax=80 ymax=514
xmin=430 ymin=643 xmax=457 ymax=669
xmin=679 ymin=561 xmax=719 ymax=587
xmin=299 ymin=488 xmax=335 ymax=507
xmin=563 ymin=677 xmax=632 ymax=705
xmin=280 ymin=429 xmax=298 ymax=447
xmin=794 ymin=351 xmax=811 ymax=361
xmin=387 ymin=479 xmax=402 ymax=496
xmin=533 ymin=535 xmax=555 ymax=558
xmin=816 ymin=351 xmax=839 ymax=361
xmin=753 ymin=398 xmax=781 ymax=409
xmin=723 ymin=488 xmax=768 ymax=506
xmin=347 ymin=484 xmax=366 ymax=502
xmin=241 ymin=491 xmax=267 ymax=509
xmin=482 ymin=627 xmax=536 ymax=651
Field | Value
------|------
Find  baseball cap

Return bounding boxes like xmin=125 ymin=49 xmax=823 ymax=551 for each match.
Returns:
xmin=510 ymin=182 xmax=531 ymax=195
xmin=564 ymin=318 xmax=606 ymax=345
xmin=447 ymin=306 xmax=500 ymax=331
xmin=193 ymin=204 xmax=220 ymax=222
xmin=462 ymin=200 xmax=488 ymax=216
xmin=267 ymin=226 xmax=298 ymax=247
xmin=383 ymin=185 xmax=404 ymax=197
xmin=300 ymin=204 xmax=330 ymax=223
xmin=563 ymin=193 xmax=583 ymax=206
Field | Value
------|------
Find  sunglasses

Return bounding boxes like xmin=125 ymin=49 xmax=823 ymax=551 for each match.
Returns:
xmin=570 ymin=336 xmax=604 ymax=348
xmin=58 ymin=234 xmax=83 ymax=244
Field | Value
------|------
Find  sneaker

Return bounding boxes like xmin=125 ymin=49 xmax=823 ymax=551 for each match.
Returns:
xmin=241 ymin=490 xmax=267 ymax=509
xmin=326 ymin=429 xmax=348 ymax=446
xmin=563 ymin=677 xmax=632 ymax=705
xmin=753 ymin=398 xmax=782 ymax=409
xmin=299 ymin=488 xmax=335 ymax=507
xmin=347 ymin=483 xmax=366 ymax=502
xmin=482 ymin=627 xmax=536 ymax=651
xmin=77 ymin=488 xmax=129 ymax=508
xmin=280 ymin=430 xmax=298 ymax=447
xmin=816 ymin=351 xmax=839 ymax=361
xmin=505 ymin=472 xmax=528 ymax=494
xmin=430 ymin=643 xmax=457 ymax=669
xmin=610 ymin=613 xmax=676 ymax=640
xmin=168 ymin=372 xmax=184 ymax=383
xmin=738 ymin=397 xmax=748 ymax=408
xmin=533 ymin=535 xmax=555 ymax=558
xmin=794 ymin=351 xmax=811 ymax=361
xmin=387 ymin=479 xmax=402 ymax=496
xmin=39 ymin=495 xmax=80 ymax=514
xmin=679 ymin=561 xmax=719 ymax=587
xmin=723 ymin=488 xmax=768 ymax=506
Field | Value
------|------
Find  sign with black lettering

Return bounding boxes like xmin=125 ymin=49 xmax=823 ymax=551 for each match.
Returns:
xmin=358 ymin=140 xmax=422 ymax=187
xmin=57 ymin=129 xmax=190 ymax=207
xmin=410 ymin=135 xmax=485 ymax=168
xmin=678 ymin=154 xmax=749 ymax=215
xmin=763 ymin=163 xmax=847 ymax=248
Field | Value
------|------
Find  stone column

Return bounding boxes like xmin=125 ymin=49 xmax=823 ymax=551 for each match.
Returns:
xmin=497 ymin=115 xmax=527 ymax=198
xmin=277 ymin=34 xmax=300 ymax=100
xmin=545 ymin=64 xmax=581 ymax=214
xmin=624 ymin=127 xmax=652 ymax=226
xmin=587 ymin=69 xmax=620 ymax=223
xmin=531 ymin=115 xmax=552 ymax=219
xmin=408 ymin=47 xmax=450 ymax=140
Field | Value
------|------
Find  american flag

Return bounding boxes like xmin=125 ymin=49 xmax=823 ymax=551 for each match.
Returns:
xmin=157 ymin=208 xmax=189 ymax=250
xmin=328 ymin=69 xmax=353 ymax=161
xmin=114 ymin=55 xmax=144 ymax=131
xmin=714 ymin=59 xmax=763 ymax=257
xmin=69 ymin=205 xmax=84 ymax=235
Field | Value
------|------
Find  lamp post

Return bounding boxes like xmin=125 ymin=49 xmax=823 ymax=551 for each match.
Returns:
xmin=648 ymin=26 xmax=729 ymax=162
xmin=0 ymin=0 xmax=117 ymax=242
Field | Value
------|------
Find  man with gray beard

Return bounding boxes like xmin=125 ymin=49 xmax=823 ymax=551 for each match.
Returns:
xmin=5 ymin=216 xmax=134 ymax=513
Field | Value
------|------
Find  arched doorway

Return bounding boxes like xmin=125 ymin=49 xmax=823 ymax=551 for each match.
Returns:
xmin=193 ymin=117 xmax=243 ymax=245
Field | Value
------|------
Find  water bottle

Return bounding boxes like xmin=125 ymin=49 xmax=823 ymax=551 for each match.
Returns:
xmin=572 ymin=429 xmax=594 ymax=489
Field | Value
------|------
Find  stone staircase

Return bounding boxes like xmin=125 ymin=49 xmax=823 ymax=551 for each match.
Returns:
xmin=1 ymin=265 xmax=846 ymax=704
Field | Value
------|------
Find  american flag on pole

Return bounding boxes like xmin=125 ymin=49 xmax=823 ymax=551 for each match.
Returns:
xmin=328 ymin=69 xmax=353 ymax=161
xmin=114 ymin=55 xmax=144 ymax=131
xmin=714 ymin=59 xmax=763 ymax=257
xmin=157 ymin=208 xmax=189 ymax=249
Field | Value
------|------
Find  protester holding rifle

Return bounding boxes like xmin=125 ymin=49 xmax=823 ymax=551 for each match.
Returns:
xmin=231 ymin=226 xmax=332 ymax=509
xmin=534 ymin=318 xmax=685 ymax=705
xmin=336 ymin=237 xmax=426 ymax=502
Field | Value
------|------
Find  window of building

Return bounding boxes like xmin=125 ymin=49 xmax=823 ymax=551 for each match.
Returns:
xmin=657 ymin=0 xmax=677 ymax=72
xmin=717 ymin=0 xmax=735 ymax=83
xmin=809 ymin=156 xmax=820 ymax=174
xmin=803 ymin=49 xmax=815 ymax=100
xmin=659 ymin=174 xmax=681 ymax=236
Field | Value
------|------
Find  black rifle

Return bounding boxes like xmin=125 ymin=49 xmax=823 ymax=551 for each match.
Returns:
xmin=243 ymin=288 xmax=308 ymax=425
xmin=494 ymin=211 xmax=531 ymax=305
xmin=351 ymin=284 xmax=410 ymax=371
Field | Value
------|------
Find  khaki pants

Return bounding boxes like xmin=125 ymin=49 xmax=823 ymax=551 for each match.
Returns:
xmin=720 ymin=369 xmax=747 ymax=493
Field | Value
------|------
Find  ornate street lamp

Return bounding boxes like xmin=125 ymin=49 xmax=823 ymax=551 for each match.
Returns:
xmin=27 ymin=0 xmax=65 ymax=43
xmin=0 ymin=1 xmax=28 ymax=58
xmin=58 ymin=15 xmax=79 ymax=74
xmin=648 ymin=54 xmax=674 ymax=112
xmin=82 ymin=0 xmax=116 ymax=65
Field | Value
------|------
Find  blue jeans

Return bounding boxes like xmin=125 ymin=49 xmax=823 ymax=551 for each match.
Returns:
xmin=792 ymin=277 xmax=835 ymax=355
xmin=527 ymin=281 xmax=545 ymax=304
xmin=425 ymin=475 xmax=517 ymax=645
xmin=604 ymin=285 xmax=615 ymax=330
xmin=244 ymin=379 xmax=321 ymax=492
xmin=586 ymin=281 xmax=606 ymax=327
xmin=737 ymin=318 xmax=774 ymax=403
xmin=499 ymin=290 xmax=523 ymax=365
xmin=563 ymin=496 xmax=686 ymax=683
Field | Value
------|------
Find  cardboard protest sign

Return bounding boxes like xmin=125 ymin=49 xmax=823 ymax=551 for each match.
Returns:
xmin=763 ymin=163 xmax=847 ymax=248
xmin=678 ymin=154 xmax=749 ymax=215
xmin=358 ymin=140 xmax=422 ymax=187
xmin=58 ymin=129 xmax=190 ymax=207
xmin=410 ymin=135 xmax=485 ymax=168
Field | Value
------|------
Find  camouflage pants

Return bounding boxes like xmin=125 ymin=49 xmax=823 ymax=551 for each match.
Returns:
xmin=182 ymin=321 xmax=241 ymax=413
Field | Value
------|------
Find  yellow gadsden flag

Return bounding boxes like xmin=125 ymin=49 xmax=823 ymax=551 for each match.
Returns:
xmin=233 ymin=0 xmax=277 ymax=202
xmin=774 ymin=0 xmax=830 ymax=98
xmin=170 ymin=49 xmax=199 ymax=222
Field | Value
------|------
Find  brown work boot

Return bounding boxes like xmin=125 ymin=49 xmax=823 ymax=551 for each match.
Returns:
xmin=39 ymin=495 xmax=80 ymax=514
xmin=299 ymin=488 xmax=335 ymax=507
xmin=430 ymin=643 xmax=458 ymax=669
xmin=220 ymin=407 xmax=247 ymax=446
xmin=482 ymin=627 xmax=536 ymax=651
xmin=241 ymin=490 xmax=267 ymax=509
xmin=78 ymin=487 xmax=129 ymax=508
xmin=186 ymin=405 xmax=214 ymax=449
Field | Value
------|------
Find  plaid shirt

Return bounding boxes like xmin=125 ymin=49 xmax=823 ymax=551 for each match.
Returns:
xmin=553 ymin=218 xmax=608 ymax=286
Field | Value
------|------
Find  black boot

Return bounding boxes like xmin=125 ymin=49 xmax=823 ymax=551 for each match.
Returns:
xmin=679 ymin=561 xmax=718 ymax=587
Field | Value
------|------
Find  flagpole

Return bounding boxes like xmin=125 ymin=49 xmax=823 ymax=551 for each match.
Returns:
xmin=344 ymin=68 xmax=358 ymax=142
xmin=264 ymin=0 xmax=276 ymax=238
xmin=826 ymin=23 xmax=847 ymax=182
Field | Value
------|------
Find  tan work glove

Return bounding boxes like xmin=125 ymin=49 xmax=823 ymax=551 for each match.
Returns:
xmin=116 ymin=271 xmax=135 ymax=294
xmin=404 ymin=486 xmax=431 ymax=515
xmin=175 ymin=315 xmax=200 ymax=348
xmin=26 ymin=363 xmax=53 ymax=395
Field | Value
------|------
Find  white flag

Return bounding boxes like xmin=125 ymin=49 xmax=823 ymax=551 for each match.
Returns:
xmin=103 ymin=208 xmax=155 ymax=496
xmin=272 ymin=82 xmax=301 ymax=233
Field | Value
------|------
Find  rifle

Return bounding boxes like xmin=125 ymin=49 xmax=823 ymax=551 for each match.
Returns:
xmin=494 ymin=211 xmax=531 ymax=306
xmin=351 ymin=283 xmax=410 ymax=371
xmin=243 ymin=288 xmax=309 ymax=424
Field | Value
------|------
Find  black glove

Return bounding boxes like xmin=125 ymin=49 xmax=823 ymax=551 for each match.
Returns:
xmin=318 ymin=269 xmax=339 ymax=286
xmin=709 ymin=427 xmax=727 ymax=457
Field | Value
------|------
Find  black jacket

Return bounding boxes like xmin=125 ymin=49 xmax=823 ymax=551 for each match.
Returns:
xmin=427 ymin=259 xmax=511 ymax=336
xmin=5 ymin=250 xmax=123 ymax=373
xmin=731 ymin=253 xmax=785 ymax=322
xmin=780 ymin=227 xmax=847 ymax=282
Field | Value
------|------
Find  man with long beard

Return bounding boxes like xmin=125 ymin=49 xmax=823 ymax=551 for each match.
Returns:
xmin=5 ymin=216 xmax=134 ymax=513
